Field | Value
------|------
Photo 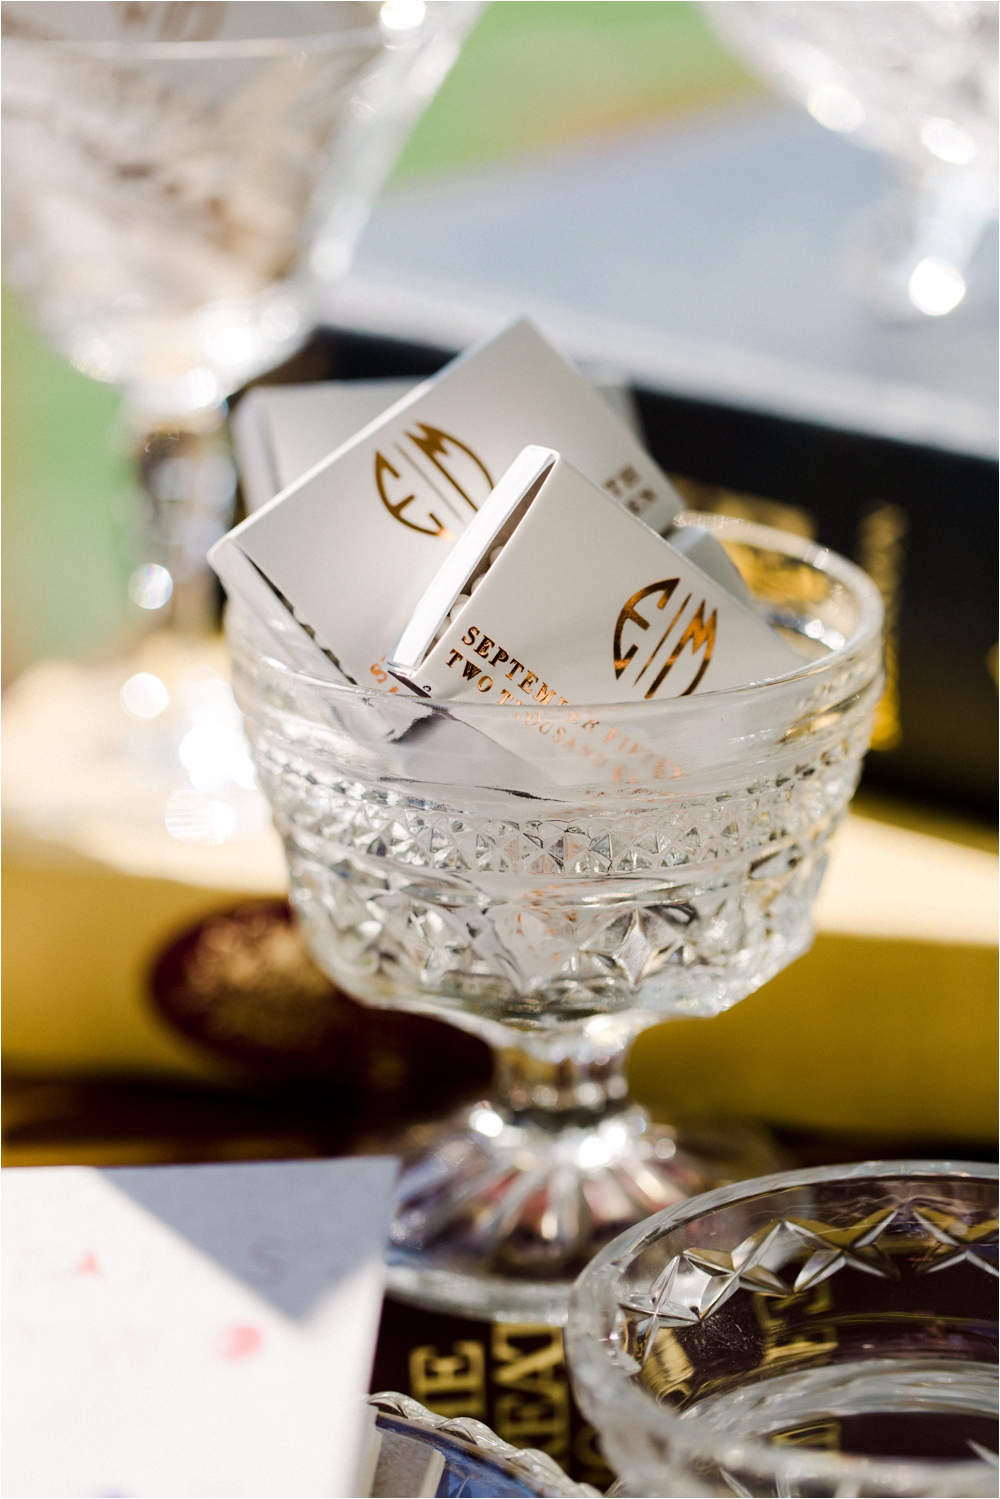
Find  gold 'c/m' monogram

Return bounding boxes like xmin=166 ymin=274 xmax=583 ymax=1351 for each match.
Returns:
xmin=614 ymin=579 xmax=718 ymax=698
xmin=374 ymin=424 xmax=494 ymax=538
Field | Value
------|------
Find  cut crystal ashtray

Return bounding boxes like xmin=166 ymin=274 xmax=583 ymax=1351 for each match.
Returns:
xmin=566 ymin=1162 xmax=999 ymax=1497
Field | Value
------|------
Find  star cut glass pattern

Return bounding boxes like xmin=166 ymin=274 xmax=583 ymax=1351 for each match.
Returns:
xmin=619 ymin=1222 xmax=791 ymax=1366
xmin=619 ymin=1255 xmax=701 ymax=1366
xmin=786 ymin=1207 xmax=901 ymax=1290
xmin=568 ymin=1166 xmax=999 ymax=1499
xmin=913 ymin=1206 xmax=1000 ymax=1277
xmin=616 ymin=1200 xmax=999 ymax=1358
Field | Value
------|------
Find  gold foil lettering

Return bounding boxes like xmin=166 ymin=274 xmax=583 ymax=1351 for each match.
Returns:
xmin=404 ymin=423 xmax=493 ymax=513
xmin=375 ymin=425 xmax=493 ymax=537
xmin=646 ymin=601 xmax=717 ymax=697
xmin=374 ymin=451 xmax=452 ymax=540
xmin=614 ymin=579 xmax=680 ymax=677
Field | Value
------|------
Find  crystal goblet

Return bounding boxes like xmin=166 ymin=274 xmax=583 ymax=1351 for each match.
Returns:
xmin=2 ymin=0 xmax=477 ymax=628
xmin=565 ymin=1161 xmax=998 ymax=1497
xmin=228 ymin=515 xmax=884 ymax=1321
xmin=705 ymin=1 xmax=998 ymax=322
xmin=1 ymin=0 xmax=478 ymax=875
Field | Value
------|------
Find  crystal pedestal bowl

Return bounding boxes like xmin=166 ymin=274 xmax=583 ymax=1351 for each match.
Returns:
xmin=228 ymin=514 xmax=883 ymax=1320
xmin=565 ymin=1161 xmax=998 ymax=1497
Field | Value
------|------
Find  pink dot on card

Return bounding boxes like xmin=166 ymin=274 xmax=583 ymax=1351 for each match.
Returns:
xmin=220 ymin=1324 xmax=263 ymax=1359
xmin=75 ymin=1252 xmax=101 ymax=1275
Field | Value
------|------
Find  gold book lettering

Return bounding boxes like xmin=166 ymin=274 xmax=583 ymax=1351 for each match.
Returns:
xmin=409 ymin=1340 xmax=486 ymax=1418
xmin=492 ymin=1325 xmax=570 ymax=1463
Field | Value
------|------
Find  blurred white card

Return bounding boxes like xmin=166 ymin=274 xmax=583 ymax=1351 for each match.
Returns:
xmin=2 ymin=1157 xmax=397 ymax=1499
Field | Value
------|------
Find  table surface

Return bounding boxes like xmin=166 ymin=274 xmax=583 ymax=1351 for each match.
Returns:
xmin=4 ymin=1070 xmax=994 ymax=1494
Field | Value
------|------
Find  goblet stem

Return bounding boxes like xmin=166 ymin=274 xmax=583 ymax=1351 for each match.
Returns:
xmin=494 ymin=1028 xmax=635 ymax=1119
xmin=845 ymin=161 xmax=997 ymax=322
xmin=386 ymin=1019 xmax=779 ymax=1322
xmin=130 ymin=409 xmax=238 ymax=636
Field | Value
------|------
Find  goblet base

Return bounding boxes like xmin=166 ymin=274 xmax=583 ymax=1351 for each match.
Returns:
xmin=385 ymin=1099 xmax=780 ymax=1323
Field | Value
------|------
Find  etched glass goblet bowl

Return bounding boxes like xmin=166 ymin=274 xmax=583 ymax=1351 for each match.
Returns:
xmin=2 ymin=0 xmax=477 ymax=625
xmin=228 ymin=516 xmax=883 ymax=1320
xmin=565 ymin=1162 xmax=999 ymax=1498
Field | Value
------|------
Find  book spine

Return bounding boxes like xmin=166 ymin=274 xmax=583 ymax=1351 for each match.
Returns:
xmin=635 ymin=388 xmax=997 ymax=813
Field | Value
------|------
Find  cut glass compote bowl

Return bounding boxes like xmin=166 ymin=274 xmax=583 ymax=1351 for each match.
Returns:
xmin=566 ymin=1162 xmax=998 ymax=1497
xmin=228 ymin=515 xmax=884 ymax=1320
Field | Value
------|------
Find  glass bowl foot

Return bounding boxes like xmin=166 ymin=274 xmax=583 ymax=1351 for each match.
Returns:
xmin=385 ymin=1099 xmax=780 ymax=1323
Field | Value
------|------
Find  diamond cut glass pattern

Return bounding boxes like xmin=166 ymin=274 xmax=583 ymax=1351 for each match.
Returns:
xmin=249 ymin=731 xmax=868 ymax=1034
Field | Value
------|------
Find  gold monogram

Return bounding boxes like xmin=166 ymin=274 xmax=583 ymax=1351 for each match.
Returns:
xmin=374 ymin=424 xmax=493 ymax=538
xmin=614 ymin=579 xmax=717 ymax=698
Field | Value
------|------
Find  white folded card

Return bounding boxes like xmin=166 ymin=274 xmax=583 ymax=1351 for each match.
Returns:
xmin=231 ymin=371 xmax=647 ymax=514
xmin=211 ymin=319 xmax=744 ymax=691
xmin=2 ymin=1157 xmax=397 ymax=1499
xmin=387 ymin=447 xmax=801 ymax=777
xmin=233 ymin=379 xmax=422 ymax=513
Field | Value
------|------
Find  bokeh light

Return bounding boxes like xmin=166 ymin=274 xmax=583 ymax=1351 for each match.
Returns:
xmin=120 ymin=672 xmax=169 ymax=720
xmin=908 ymin=257 xmax=967 ymax=316
xmin=128 ymin=563 xmax=173 ymax=610
xmin=381 ymin=0 xmax=426 ymax=33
